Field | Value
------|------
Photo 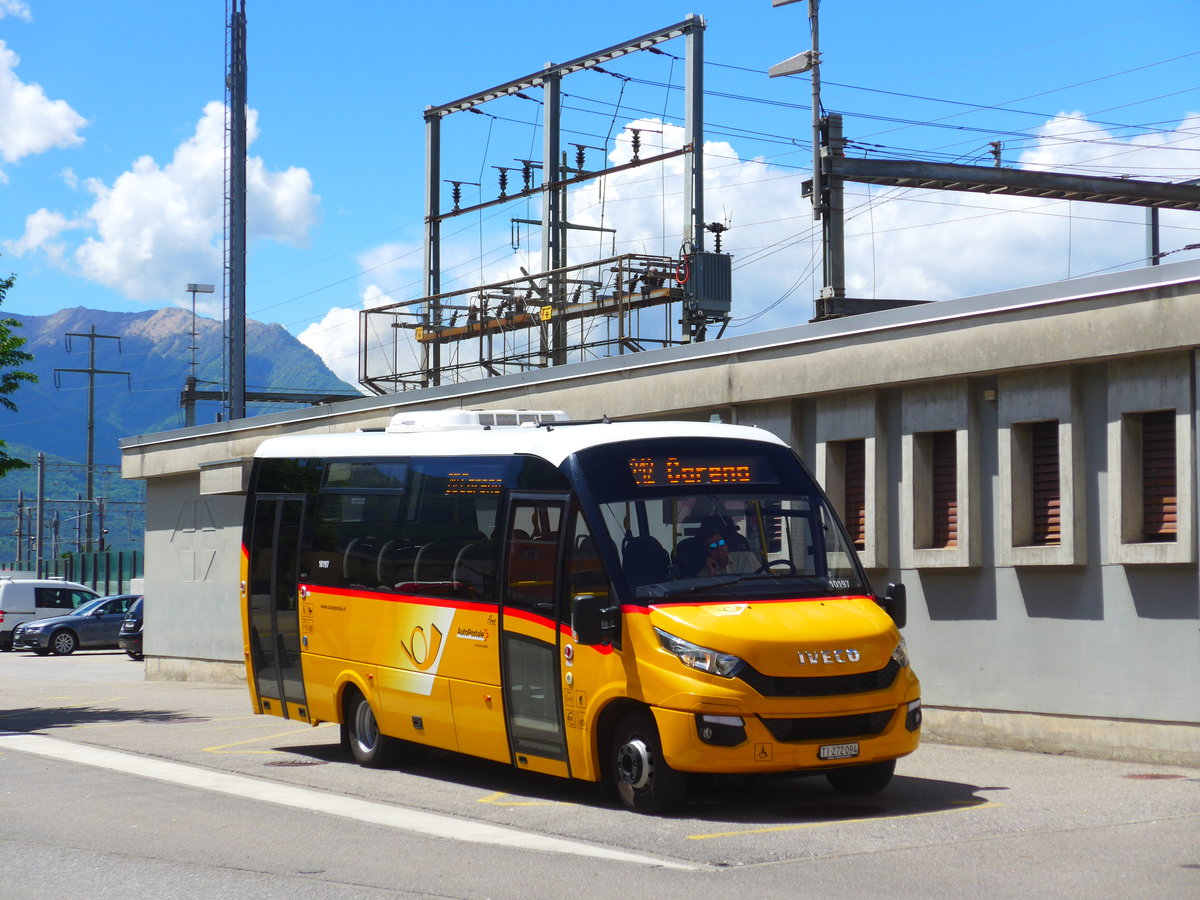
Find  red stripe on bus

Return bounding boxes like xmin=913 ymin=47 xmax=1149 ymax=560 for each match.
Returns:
xmin=299 ymin=584 xmax=497 ymax=615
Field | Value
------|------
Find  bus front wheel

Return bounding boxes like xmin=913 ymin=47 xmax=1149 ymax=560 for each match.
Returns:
xmin=610 ymin=710 xmax=687 ymax=814
xmin=344 ymin=688 xmax=402 ymax=768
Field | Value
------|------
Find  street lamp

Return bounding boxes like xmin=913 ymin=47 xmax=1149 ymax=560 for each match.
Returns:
xmin=185 ymin=283 xmax=215 ymax=383
xmin=769 ymin=0 xmax=823 ymax=223
xmin=185 ymin=284 xmax=215 ymax=428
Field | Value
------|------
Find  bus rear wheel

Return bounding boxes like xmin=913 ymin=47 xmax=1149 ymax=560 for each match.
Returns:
xmin=344 ymin=688 xmax=402 ymax=768
xmin=610 ymin=710 xmax=687 ymax=814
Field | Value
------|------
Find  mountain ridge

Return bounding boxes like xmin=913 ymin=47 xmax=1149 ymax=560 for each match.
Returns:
xmin=1 ymin=306 xmax=360 ymax=467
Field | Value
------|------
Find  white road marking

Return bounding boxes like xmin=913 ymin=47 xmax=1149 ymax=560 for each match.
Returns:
xmin=0 ymin=732 xmax=693 ymax=870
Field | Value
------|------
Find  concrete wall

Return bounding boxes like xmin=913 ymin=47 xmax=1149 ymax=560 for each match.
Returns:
xmin=141 ymin=475 xmax=245 ymax=683
xmin=122 ymin=260 xmax=1200 ymax=761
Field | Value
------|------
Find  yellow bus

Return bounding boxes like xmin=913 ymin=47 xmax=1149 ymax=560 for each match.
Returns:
xmin=241 ymin=409 xmax=919 ymax=813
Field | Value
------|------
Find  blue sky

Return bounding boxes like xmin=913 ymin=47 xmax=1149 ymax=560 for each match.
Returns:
xmin=2 ymin=0 xmax=1198 ymax=388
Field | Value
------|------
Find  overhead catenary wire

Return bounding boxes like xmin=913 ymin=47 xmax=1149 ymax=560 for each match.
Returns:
xmin=250 ymin=32 xmax=1200 ymax=353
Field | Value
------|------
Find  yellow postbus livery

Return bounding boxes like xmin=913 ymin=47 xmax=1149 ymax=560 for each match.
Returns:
xmin=241 ymin=410 xmax=919 ymax=813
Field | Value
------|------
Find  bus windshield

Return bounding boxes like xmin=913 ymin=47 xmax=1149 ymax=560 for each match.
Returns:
xmin=571 ymin=437 xmax=870 ymax=602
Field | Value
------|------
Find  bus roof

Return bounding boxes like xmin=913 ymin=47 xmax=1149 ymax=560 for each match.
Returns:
xmin=253 ymin=415 xmax=789 ymax=468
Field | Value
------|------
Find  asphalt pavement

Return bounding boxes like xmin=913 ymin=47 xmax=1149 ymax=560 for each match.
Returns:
xmin=1 ymin=650 xmax=1197 ymax=899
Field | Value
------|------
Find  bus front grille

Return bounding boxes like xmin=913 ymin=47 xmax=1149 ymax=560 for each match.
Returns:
xmin=759 ymin=709 xmax=895 ymax=743
xmin=738 ymin=658 xmax=900 ymax=698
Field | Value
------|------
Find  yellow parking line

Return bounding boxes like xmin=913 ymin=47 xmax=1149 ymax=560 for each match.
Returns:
xmin=203 ymin=723 xmax=336 ymax=755
xmin=687 ymin=799 xmax=1000 ymax=839
xmin=478 ymin=791 xmax=558 ymax=807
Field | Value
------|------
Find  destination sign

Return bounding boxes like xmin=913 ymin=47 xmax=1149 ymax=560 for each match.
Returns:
xmin=627 ymin=455 xmax=776 ymax=487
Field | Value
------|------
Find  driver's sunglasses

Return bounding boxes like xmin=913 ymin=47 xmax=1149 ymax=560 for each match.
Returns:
xmin=706 ymin=538 xmax=727 ymax=549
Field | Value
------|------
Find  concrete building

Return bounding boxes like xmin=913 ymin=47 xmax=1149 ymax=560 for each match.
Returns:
xmin=121 ymin=260 xmax=1200 ymax=765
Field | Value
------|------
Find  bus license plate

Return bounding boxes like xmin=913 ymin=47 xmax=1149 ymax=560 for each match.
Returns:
xmin=818 ymin=742 xmax=859 ymax=760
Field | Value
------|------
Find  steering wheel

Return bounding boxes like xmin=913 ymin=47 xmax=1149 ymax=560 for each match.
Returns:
xmin=756 ymin=558 xmax=796 ymax=575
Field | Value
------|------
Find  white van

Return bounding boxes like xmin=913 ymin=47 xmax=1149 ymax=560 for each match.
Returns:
xmin=0 ymin=577 xmax=100 ymax=651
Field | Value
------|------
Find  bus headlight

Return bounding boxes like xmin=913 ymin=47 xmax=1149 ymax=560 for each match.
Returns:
xmin=891 ymin=637 xmax=910 ymax=669
xmin=655 ymin=627 xmax=745 ymax=678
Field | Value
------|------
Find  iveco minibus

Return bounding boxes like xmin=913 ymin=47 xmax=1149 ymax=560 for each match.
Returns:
xmin=241 ymin=410 xmax=919 ymax=812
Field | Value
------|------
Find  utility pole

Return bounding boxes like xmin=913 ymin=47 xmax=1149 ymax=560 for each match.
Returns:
xmin=770 ymin=0 xmax=845 ymax=317
xmin=226 ymin=0 xmax=248 ymax=420
xmin=54 ymin=326 xmax=129 ymax=551
xmin=35 ymin=453 xmax=44 ymax=576
xmin=15 ymin=489 xmax=23 ymax=565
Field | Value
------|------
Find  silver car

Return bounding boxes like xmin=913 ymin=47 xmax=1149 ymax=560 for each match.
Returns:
xmin=12 ymin=594 xmax=141 ymax=656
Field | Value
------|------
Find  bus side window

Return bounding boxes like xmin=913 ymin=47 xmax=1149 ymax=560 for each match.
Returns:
xmin=506 ymin=502 xmax=563 ymax=615
xmin=566 ymin=511 xmax=608 ymax=598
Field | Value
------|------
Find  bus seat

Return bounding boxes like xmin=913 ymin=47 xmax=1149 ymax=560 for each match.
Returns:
xmin=673 ymin=536 xmax=705 ymax=578
xmin=453 ymin=540 xmax=497 ymax=598
xmin=343 ymin=536 xmax=381 ymax=587
xmin=377 ymin=540 xmax=418 ymax=586
xmin=414 ymin=532 xmax=484 ymax=584
xmin=622 ymin=535 xmax=671 ymax=587
xmin=413 ymin=541 xmax=451 ymax=583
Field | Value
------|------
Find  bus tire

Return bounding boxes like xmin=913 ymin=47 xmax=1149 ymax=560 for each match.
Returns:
xmin=610 ymin=710 xmax=687 ymax=814
xmin=344 ymin=688 xmax=401 ymax=768
xmin=826 ymin=758 xmax=896 ymax=795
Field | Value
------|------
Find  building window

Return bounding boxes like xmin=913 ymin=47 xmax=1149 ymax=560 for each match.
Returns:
xmin=1029 ymin=420 xmax=1061 ymax=546
xmin=1107 ymin=354 xmax=1193 ymax=564
xmin=1140 ymin=410 xmax=1177 ymax=543
xmin=816 ymin=392 xmax=887 ymax=570
xmin=841 ymin=438 xmax=866 ymax=551
xmin=929 ymin=430 xmax=958 ymax=549
xmin=902 ymin=379 xmax=978 ymax=568
xmin=998 ymin=372 xmax=1084 ymax=567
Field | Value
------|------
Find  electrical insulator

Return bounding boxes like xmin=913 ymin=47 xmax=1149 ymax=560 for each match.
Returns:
xmin=492 ymin=166 xmax=511 ymax=198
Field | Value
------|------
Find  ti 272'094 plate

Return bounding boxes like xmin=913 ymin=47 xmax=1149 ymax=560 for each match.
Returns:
xmin=818 ymin=742 xmax=860 ymax=760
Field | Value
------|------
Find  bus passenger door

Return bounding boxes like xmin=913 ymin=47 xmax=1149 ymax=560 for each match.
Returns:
xmin=500 ymin=495 xmax=569 ymax=776
xmin=246 ymin=496 xmax=309 ymax=720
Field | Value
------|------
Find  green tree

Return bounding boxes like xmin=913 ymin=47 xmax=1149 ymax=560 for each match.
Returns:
xmin=0 ymin=268 xmax=37 ymax=477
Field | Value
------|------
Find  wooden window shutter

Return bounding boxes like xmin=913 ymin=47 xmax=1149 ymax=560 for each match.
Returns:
xmin=1030 ymin=421 xmax=1061 ymax=546
xmin=843 ymin=439 xmax=866 ymax=551
xmin=1142 ymin=410 xmax=1177 ymax=542
xmin=931 ymin=431 xmax=958 ymax=548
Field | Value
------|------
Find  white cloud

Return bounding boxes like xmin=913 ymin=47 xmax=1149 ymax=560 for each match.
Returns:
xmin=298 ymin=283 xmax=421 ymax=393
xmin=13 ymin=100 xmax=319 ymax=303
xmin=298 ymin=303 xmax=363 ymax=389
xmin=0 ymin=2 xmax=31 ymax=23
xmin=356 ymin=241 xmax=423 ymax=295
xmin=0 ymin=40 xmax=87 ymax=166
xmin=2 ymin=207 xmax=76 ymax=263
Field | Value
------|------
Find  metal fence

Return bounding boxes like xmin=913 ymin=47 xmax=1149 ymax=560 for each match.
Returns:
xmin=0 ymin=550 xmax=143 ymax=595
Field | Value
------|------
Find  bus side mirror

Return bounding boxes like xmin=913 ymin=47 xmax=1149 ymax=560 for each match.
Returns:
xmin=879 ymin=582 xmax=907 ymax=629
xmin=572 ymin=593 xmax=617 ymax=646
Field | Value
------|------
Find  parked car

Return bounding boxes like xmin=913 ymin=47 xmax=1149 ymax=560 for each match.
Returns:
xmin=12 ymin=594 xmax=141 ymax=656
xmin=118 ymin=596 xmax=144 ymax=660
xmin=0 ymin=577 xmax=99 ymax=651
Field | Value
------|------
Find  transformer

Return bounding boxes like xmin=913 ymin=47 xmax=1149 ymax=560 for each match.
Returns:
xmin=683 ymin=252 xmax=732 ymax=315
